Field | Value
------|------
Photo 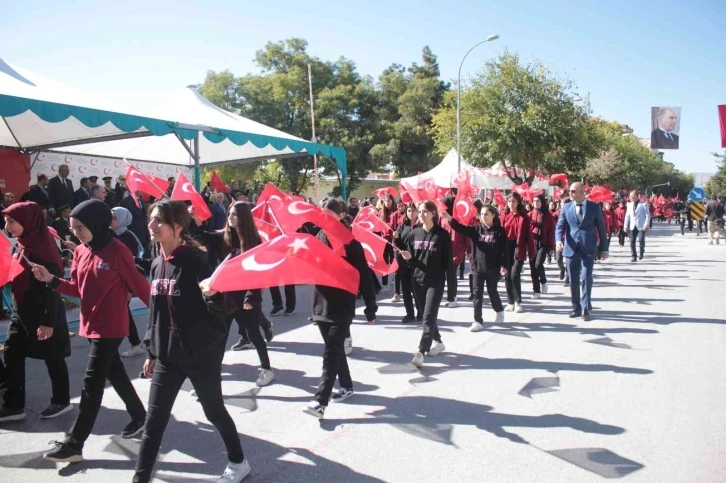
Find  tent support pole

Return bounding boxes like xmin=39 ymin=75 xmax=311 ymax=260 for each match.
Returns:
xmin=193 ymin=134 xmax=201 ymax=191
xmin=2 ymin=117 xmax=23 ymax=150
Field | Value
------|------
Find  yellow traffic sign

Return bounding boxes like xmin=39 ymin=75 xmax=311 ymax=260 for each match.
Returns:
xmin=690 ymin=201 xmax=705 ymax=221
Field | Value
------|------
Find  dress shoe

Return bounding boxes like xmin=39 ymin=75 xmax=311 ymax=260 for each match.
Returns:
xmin=583 ymin=310 xmax=591 ymax=321
xmin=569 ymin=311 xmax=582 ymax=318
xmin=631 ymin=257 xmax=637 ymax=262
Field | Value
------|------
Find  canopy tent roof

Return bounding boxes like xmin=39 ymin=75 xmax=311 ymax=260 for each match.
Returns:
xmin=400 ymin=148 xmax=549 ymax=190
xmin=0 ymin=58 xmax=347 ymax=195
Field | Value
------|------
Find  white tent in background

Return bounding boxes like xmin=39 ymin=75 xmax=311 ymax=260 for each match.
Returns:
xmin=400 ymin=148 xmax=549 ymax=190
xmin=0 ymin=58 xmax=349 ymax=195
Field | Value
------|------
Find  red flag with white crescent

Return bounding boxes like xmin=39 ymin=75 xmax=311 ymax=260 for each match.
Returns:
xmin=143 ymin=173 xmax=169 ymax=194
xmin=493 ymin=188 xmax=506 ymax=208
xmin=171 ymin=172 xmax=212 ymax=222
xmin=0 ymin=231 xmax=25 ymax=286
xmin=453 ymin=190 xmax=476 ymax=224
xmin=355 ymin=213 xmax=392 ymax=233
xmin=269 ymin=198 xmax=353 ymax=255
xmin=351 ymin=223 xmax=399 ymax=276
xmin=373 ymin=186 xmax=398 ymax=200
xmin=254 ymin=218 xmax=281 ymax=243
xmin=125 ymin=165 xmax=166 ymax=206
xmin=210 ymin=171 xmax=230 ymax=193
xmin=209 ymin=233 xmax=360 ymax=294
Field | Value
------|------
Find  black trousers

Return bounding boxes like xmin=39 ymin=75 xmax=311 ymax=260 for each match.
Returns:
xmin=133 ymin=351 xmax=244 ymax=483
xmin=2 ymin=333 xmax=69 ymax=409
xmin=67 ymin=338 xmax=146 ymax=449
xmin=630 ymin=228 xmax=646 ymax=259
xmin=270 ymin=285 xmax=296 ymax=311
xmin=314 ymin=321 xmax=352 ymax=406
xmin=446 ymin=260 xmax=458 ymax=302
xmin=228 ymin=309 xmax=270 ymax=370
xmin=618 ymin=228 xmax=626 ymax=246
xmin=472 ymin=272 xmax=504 ymax=322
xmin=369 ymin=269 xmax=382 ymax=291
xmin=529 ymin=246 xmax=549 ymax=293
xmin=504 ymin=240 xmax=524 ymax=304
xmin=398 ymin=263 xmax=416 ymax=318
xmin=413 ymin=281 xmax=445 ymax=353
xmin=381 ymin=244 xmax=394 ymax=286
xmin=128 ymin=304 xmax=141 ymax=347
xmin=458 ymin=262 xmax=465 ymax=279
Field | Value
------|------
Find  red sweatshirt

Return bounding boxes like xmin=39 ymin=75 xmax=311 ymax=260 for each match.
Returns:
xmin=440 ymin=216 xmax=468 ymax=265
xmin=52 ymin=238 xmax=150 ymax=339
xmin=501 ymin=212 xmax=530 ymax=261
xmin=602 ymin=210 xmax=614 ymax=238
xmin=614 ymin=207 xmax=626 ymax=229
xmin=390 ymin=210 xmax=405 ymax=232
xmin=528 ymin=209 xmax=555 ymax=254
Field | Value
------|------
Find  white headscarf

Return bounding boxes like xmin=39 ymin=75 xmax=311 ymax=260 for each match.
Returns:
xmin=111 ymin=206 xmax=143 ymax=257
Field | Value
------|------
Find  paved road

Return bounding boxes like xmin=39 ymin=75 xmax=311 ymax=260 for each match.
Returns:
xmin=1 ymin=224 xmax=724 ymax=482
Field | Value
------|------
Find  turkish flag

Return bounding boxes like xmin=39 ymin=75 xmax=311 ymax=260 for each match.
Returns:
xmin=549 ymin=173 xmax=569 ymax=186
xmin=125 ymin=165 xmax=166 ymax=207
xmin=493 ymin=188 xmax=506 ymax=208
xmin=552 ymin=188 xmax=565 ymax=201
xmin=171 ymin=173 xmax=212 ymax=222
xmin=454 ymin=190 xmax=476 ymax=224
xmin=209 ymin=233 xmax=360 ymax=295
xmin=453 ymin=169 xmax=473 ymax=194
xmin=269 ymin=198 xmax=353 ymax=255
xmin=351 ymin=223 xmax=398 ymax=276
xmin=143 ymin=173 xmax=169 ymax=194
xmin=210 ymin=171 xmax=230 ymax=193
xmin=373 ymin=186 xmax=398 ymax=200
xmin=257 ymin=183 xmax=303 ymax=208
xmin=587 ymin=186 xmax=615 ymax=203
xmin=254 ymin=217 xmax=281 ymax=243
xmin=355 ymin=213 xmax=391 ymax=234
xmin=0 ymin=232 xmax=24 ymax=286
xmin=399 ymin=183 xmax=412 ymax=203
xmin=354 ymin=205 xmax=378 ymax=222
xmin=719 ymin=105 xmax=726 ymax=148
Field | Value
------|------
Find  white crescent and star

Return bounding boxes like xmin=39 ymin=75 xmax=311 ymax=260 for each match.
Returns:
xmin=78 ymin=166 xmax=86 ymax=173
xmin=181 ymin=182 xmax=196 ymax=194
xmin=361 ymin=242 xmax=377 ymax=263
xmin=258 ymin=231 xmax=270 ymax=242
xmin=456 ymin=200 xmax=470 ymax=217
xmin=103 ymin=168 xmax=111 ymax=175
xmin=241 ymin=253 xmax=285 ymax=272
xmin=288 ymin=201 xmax=314 ymax=215
xmin=64 ymin=156 xmax=72 ymax=164
xmin=287 ymin=237 xmax=309 ymax=255
xmin=114 ymin=160 xmax=121 ymax=168
xmin=358 ymin=220 xmax=375 ymax=231
xmin=90 ymin=159 xmax=97 ymax=166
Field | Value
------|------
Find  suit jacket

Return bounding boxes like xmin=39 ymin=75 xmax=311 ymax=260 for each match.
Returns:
xmin=22 ymin=184 xmax=51 ymax=208
xmin=48 ymin=176 xmax=74 ymax=210
xmin=651 ymin=129 xmax=679 ymax=149
xmin=556 ymin=200 xmax=608 ymax=257
xmin=52 ymin=216 xmax=80 ymax=245
xmin=624 ymin=200 xmax=651 ymax=231
xmin=120 ymin=195 xmax=150 ymax=252
xmin=209 ymin=203 xmax=227 ymax=231
xmin=73 ymin=187 xmax=91 ymax=207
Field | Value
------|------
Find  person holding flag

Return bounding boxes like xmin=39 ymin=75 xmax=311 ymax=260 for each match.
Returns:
xmin=134 ymin=200 xmax=250 ymax=483
xmin=0 ymin=202 xmax=71 ymax=423
xmin=392 ymin=202 xmax=421 ymax=323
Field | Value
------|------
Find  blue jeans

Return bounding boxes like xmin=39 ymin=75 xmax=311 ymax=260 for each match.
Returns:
xmin=565 ymin=251 xmax=594 ymax=313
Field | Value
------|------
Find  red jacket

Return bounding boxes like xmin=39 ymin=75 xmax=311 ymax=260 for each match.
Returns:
xmin=390 ymin=210 xmax=405 ymax=232
xmin=602 ymin=210 xmax=614 ymax=238
xmin=614 ymin=207 xmax=626 ymax=229
xmin=528 ymin=209 xmax=555 ymax=255
xmin=501 ymin=212 xmax=530 ymax=261
xmin=53 ymin=238 xmax=150 ymax=339
xmin=440 ymin=216 xmax=468 ymax=265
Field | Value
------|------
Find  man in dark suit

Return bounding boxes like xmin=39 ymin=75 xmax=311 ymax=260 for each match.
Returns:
xmin=48 ymin=164 xmax=74 ymax=211
xmin=208 ymin=192 xmax=227 ymax=230
xmin=52 ymin=205 xmax=80 ymax=245
xmin=555 ymin=182 xmax=609 ymax=321
xmin=73 ymin=177 xmax=92 ymax=207
xmin=120 ymin=190 xmax=150 ymax=254
xmin=650 ymin=108 xmax=680 ymax=149
xmin=22 ymin=173 xmax=52 ymax=209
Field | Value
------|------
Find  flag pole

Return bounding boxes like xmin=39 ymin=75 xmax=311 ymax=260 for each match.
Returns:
xmin=308 ymin=64 xmax=319 ymax=204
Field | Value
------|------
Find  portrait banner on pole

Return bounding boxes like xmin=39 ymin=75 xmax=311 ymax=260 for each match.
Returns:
xmin=650 ymin=106 xmax=681 ymax=150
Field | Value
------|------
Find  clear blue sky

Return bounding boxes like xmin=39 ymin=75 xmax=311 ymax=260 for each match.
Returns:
xmin=3 ymin=0 xmax=725 ymax=173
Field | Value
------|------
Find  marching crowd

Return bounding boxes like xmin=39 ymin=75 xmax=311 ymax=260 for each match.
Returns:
xmin=1 ymin=167 xmax=725 ymax=483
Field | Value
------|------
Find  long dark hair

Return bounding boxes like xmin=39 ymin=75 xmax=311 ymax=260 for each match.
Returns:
xmin=480 ymin=204 xmax=501 ymax=227
xmin=223 ymin=202 xmax=261 ymax=254
xmin=150 ymin=200 xmax=198 ymax=248
xmin=404 ymin=201 xmax=419 ymax=225
xmin=503 ymin=192 xmax=528 ymax=216
xmin=379 ymin=195 xmax=394 ymax=222
xmin=533 ymin=194 xmax=547 ymax=212
xmin=418 ymin=200 xmax=439 ymax=227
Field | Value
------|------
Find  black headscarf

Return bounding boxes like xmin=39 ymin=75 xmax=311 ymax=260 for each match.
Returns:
xmin=70 ymin=200 xmax=115 ymax=251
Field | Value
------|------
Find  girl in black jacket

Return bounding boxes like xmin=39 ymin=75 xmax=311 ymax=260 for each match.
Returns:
xmin=401 ymin=200 xmax=452 ymax=369
xmin=392 ymin=202 xmax=420 ymax=323
xmin=442 ymin=205 xmax=509 ymax=332
xmin=134 ymin=200 xmax=250 ymax=483
xmin=0 ymin=202 xmax=71 ymax=423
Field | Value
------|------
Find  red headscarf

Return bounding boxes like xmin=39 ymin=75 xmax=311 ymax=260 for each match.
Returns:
xmin=2 ymin=202 xmax=63 ymax=303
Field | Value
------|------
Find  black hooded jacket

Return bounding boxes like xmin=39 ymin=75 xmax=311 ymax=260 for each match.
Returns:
xmin=448 ymin=218 xmax=509 ymax=274
xmin=144 ymin=244 xmax=228 ymax=362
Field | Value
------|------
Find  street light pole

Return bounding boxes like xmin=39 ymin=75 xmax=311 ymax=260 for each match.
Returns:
xmin=457 ymin=34 xmax=500 ymax=172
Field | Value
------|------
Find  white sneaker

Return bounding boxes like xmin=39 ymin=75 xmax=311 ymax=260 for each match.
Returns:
xmin=218 ymin=458 xmax=251 ymax=483
xmin=515 ymin=303 xmax=523 ymax=313
xmin=428 ymin=341 xmax=445 ymax=356
xmin=532 ymin=293 xmax=541 ymax=300
xmin=505 ymin=304 xmax=515 ymax=312
xmin=709 ymin=240 xmax=714 ymax=245
xmin=411 ymin=352 xmax=424 ymax=368
xmin=391 ymin=293 xmax=400 ymax=302
xmin=470 ymin=322 xmax=484 ymax=332
xmin=541 ymin=283 xmax=548 ymax=294
xmin=121 ymin=344 xmax=144 ymax=358
xmin=445 ymin=300 xmax=458 ymax=308
xmin=494 ymin=311 xmax=504 ymax=323
xmin=255 ymin=368 xmax=275 ymax=387
xmin=344 ymin=337 xmax=353 ymax=356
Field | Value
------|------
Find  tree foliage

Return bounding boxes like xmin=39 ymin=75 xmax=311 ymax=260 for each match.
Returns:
xmin=705 ymin=151 xmax=726 ymax=198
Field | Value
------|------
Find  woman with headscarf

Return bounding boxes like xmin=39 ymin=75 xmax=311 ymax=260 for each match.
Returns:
xmin=528 ymin=194 xmax=555 ymax=299
xmin=0 ymin=202 xmax=71 ymax=423
xmin=111 ymin=207 xmax=146 ymax=358
xmin=32 ymin=200 xmax=150 ymax=463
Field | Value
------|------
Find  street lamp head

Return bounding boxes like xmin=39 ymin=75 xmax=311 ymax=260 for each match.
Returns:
xmin=486 ymin=34 xmax=500 ymax=42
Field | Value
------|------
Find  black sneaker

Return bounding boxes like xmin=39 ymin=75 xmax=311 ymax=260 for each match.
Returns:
xmin=302 ymin=402 xmax=325 ymax=419
xmin=270 ymin=307 xmax=283 ymax=316
xmin=401 ymin=315 xmax=415 ymax=324
xmin=415 ymin=313 xmax=423 ymax=322
xmin=43 ymin=441 xmax=83 ymax=463
xmin=0 ymin=406 xmax=26 ymax=423
xmin=121 ymin=419 xmax=145 ymax=438
xmin=330 ymin=388 xmax=354 ymax=403
xmin=231 ymin=337 xmax=253 ymax=351
xmin=40 ymin=403 xmax=72 ymax=419
xmin=559 ymin=270 xmax=565 ymax=281
xmin=262 ymin=322 xmax=274 ymax=342
xmin=467 ymin=294 xmax=474 ymax=301
xmin=283 ymin=308 xmax=295 ymax=316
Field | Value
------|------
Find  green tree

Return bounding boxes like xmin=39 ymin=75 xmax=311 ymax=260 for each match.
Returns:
xmin=198 ymin=70 xmax=239 ymax=112
xmin=432 ymin=51 xmax=598 ymax=185
xmin=705 ymin=151 xmax=726 ymax=198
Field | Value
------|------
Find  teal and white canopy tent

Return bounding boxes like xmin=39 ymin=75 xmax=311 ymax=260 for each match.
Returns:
xmin=0 ymin=59 xmax=347 ymax=197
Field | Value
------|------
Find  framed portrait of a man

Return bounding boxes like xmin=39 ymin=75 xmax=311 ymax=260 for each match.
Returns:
xmin=650 ymin=107 xmax=681 ymax=149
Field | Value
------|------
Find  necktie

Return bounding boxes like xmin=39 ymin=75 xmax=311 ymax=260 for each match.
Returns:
xmin=576 ymin=204 xmax=583 ymax=222
xmin=665 ymin=132 xmax=672 ymax=141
